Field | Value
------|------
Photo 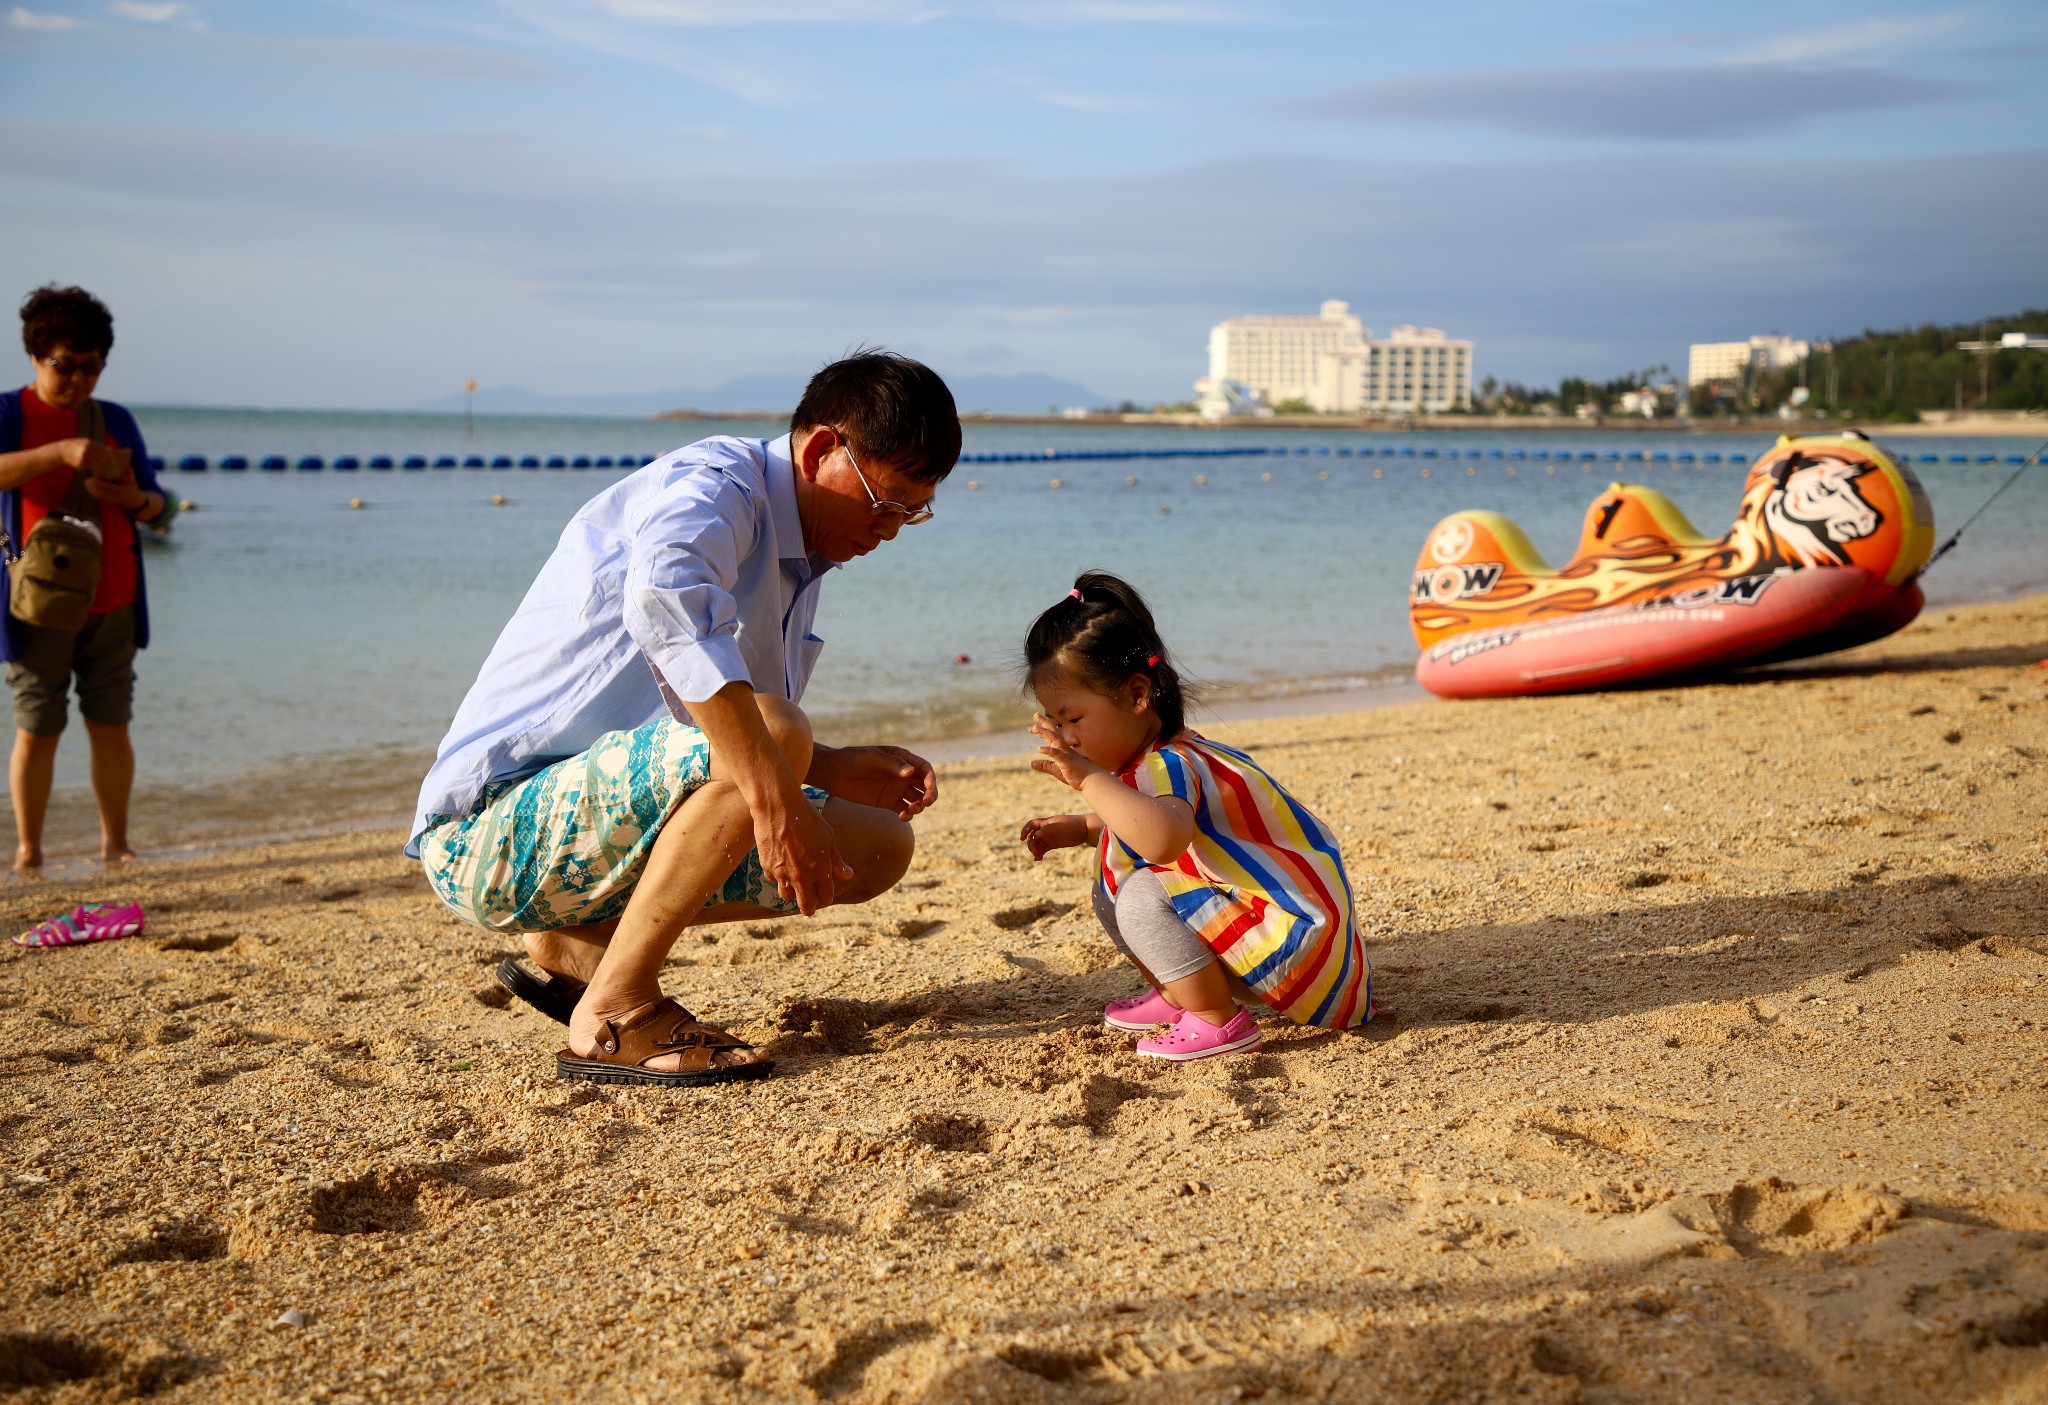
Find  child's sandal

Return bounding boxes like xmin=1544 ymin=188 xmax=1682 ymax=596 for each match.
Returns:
xmin=1135 ymin=1007 xmax=1262 ymax=1062
xmin=1103 ymin=988 xmax=1179 ymax=1032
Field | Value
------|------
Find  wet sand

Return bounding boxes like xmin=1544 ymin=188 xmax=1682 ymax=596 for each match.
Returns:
xmin=1 ymin=594 xmax=2045 ymax=1403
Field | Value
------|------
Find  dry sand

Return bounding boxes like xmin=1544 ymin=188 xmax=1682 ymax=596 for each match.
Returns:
xmin=2 ymin=594 xmax=2046 ymax=1404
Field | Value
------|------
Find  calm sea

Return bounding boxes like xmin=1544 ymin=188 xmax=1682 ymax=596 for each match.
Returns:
xmin=18 ymin=407 xmax=2048 ymax=848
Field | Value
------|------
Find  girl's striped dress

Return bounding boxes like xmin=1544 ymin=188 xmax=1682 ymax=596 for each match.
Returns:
xmin=1099 ymin=732 xmax=1371 ymax=1028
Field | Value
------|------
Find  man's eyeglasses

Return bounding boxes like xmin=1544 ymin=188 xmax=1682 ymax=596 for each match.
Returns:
xmin=41 ymin=355 xmax=105 ymax=379
xmin=841 ymin=438 xmax=935 ymax=525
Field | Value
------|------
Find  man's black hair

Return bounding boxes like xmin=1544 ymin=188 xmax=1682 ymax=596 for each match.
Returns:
xmin=790 ymin=350 xmax=961 ymax=485
xmin=20 ymin=285 xmax=115 ymax=360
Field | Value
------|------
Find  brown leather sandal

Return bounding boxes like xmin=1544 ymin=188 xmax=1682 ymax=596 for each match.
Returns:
xmin=555 ymin=998 xmax=775 ymax=1087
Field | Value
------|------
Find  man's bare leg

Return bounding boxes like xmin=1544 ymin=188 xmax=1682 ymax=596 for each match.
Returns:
xmin=566 ymin=773 xmax=765 ymax=1070
xmin=564 ymin=696 xmax=817 ymax=1072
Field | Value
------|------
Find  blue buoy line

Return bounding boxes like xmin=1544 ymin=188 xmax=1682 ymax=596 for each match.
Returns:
xmin=139 ymin=443 xmax=2031 ymax=476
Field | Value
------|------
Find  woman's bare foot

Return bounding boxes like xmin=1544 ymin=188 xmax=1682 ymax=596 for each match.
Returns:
xmin=101 ymin=844 xmax=136 ymax=865
xmin=14 ymin=845 xmax=41 ymax=872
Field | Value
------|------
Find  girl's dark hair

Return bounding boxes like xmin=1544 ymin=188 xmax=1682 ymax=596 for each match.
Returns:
xmin=1024 ymin=571 xmax=1188 ymax=738
xmin=20 ymin=285 xmax=114 ymax=360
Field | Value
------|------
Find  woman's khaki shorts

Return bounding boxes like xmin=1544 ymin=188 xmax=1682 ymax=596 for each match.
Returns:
xmin=5 ymin=605 xmax=136 ymax=736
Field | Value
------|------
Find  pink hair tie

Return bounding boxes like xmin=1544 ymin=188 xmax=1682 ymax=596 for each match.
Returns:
xmin=1067 ymin=588 xmax=1082 ymax=600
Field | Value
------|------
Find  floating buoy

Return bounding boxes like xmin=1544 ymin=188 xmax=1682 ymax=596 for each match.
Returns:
xmin=1125 ymin=476 xmax=1137 ymax=486
xmin=1465 ymin=466 xmax=1476 ymax=476
xmin=1194 ymin=474 xmax=1207 ymax=485
xmin=1420 ymin=468 xmax=1432 ymax=479
xmin=967 ymin=480 xmax=980 ymax=490
xmin=1158 ymin=504 xmax=1170 ymax=515
xmin=1546 ymin=465 xmax=1556 ymax=474
xmin=178 ymin=499 xmax=196 ymax=512
xmin=491 ymin=494 xmax=507 ymax=506
xmin=1260 ymin=472 xmax=1273 ymax=482
xmin=1372 ymin=468 xmax=1383 ymax=479
xmin=348 ymin=498 xmax=364 ymax=509
xmin=1318 ymin=470 xmax=1329 ymax=481
xmin=953 ymin=653 xmax=970 ymax=666
xmin=1049 ymin=478 xmax=1063 ymax=489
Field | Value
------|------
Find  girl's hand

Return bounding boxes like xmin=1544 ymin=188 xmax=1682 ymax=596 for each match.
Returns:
xmin=1020 ymin=813 xmax=1091 ymax=861
xmin=1029 ymin=713 xmax=1105 ymax=791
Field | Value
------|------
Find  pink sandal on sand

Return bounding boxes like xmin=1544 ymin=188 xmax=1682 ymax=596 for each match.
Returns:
xmin=1135 ymin=1007 xmax=1263 ymax=1062
xmin=1103 ymin=988 xmax=1181 ymax=1032
xmin=13 ymin=902 xmax=145 ymax=950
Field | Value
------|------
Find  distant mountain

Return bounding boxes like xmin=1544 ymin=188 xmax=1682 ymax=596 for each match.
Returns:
xmin=415 ymin=370 xmax=1112 ymax=419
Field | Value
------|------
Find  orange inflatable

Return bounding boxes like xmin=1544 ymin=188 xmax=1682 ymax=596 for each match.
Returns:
xmin=1410 ymin=432 xmax=1935 ymax=696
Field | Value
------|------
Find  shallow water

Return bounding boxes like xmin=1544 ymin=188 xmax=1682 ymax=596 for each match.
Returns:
xmin=23 ymin=409 xmax=2048 ymax=815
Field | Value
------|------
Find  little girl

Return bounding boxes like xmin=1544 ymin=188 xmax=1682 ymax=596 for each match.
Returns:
xmin=1018 ymin=572 xmax=1372 ymax=1060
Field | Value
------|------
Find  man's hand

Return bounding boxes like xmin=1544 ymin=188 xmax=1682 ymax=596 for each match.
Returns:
xmin=811 ymin=744 xmax=938 ymax=820
xmin=754 ymin=788 xmax=854 ymax=916
xmin=61 ymin=438 xmax=130 ymax=482
xmin=1020 ymin=813 xmax=1091 ymax=861
xmin=1029 ymin=713 xmax=1105 ymax=791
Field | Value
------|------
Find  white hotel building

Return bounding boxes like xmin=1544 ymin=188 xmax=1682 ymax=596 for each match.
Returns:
xmin=1686 ymin=335 xmax=1810 ymax=388
xmin=1199 ymin=301 xmax=1472 ymax=416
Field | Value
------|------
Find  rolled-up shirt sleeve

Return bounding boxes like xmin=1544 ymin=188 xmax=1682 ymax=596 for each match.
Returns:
xmin=621 ymin=465 xmax=762 ymax=704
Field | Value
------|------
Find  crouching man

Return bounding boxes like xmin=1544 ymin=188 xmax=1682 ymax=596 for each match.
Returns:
xmin=409 ymin=352 xmax=959 ymax=1086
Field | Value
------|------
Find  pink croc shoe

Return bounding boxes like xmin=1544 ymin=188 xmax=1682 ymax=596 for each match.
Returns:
xmin=1135 ymin=1006 xmax=1262 ymax=1062
xmin=1103 ymin=988 xmax=1180 ymax=1032
xmin=13 ymin=901 xmax=145 ymax=950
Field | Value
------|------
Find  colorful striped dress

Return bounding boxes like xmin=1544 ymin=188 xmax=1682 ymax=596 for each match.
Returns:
xmin=1098 ymin=733 xmax=1371 ymax=1028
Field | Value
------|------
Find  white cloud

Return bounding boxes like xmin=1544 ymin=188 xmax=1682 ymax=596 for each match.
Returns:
xmin=1728 ymin=15 xmax=1962 ymax=65
xmin=1296 ymin=63 xmax=1961 ymax=142
xmin=992 ymin=0 xmax=1240 ymax=22
xmin=8 ymin=6 xmax=82 ymax=27
xmin=575 ymin=0 xmax=941 ymax=25
xmin=1037 ymin=90 xmax=1157 ymax=114
xmin=108 ymin=0 xmax=190 ymax=20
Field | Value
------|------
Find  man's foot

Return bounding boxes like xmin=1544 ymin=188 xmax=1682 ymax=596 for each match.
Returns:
xmin=560 ymin=996 xmax=772 ymax=1083
xmin=524 ymin=925 xmax=611 ymax=986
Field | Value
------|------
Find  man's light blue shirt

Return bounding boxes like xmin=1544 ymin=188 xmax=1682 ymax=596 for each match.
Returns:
xmin=408 ymin=434 xmax=833 ymax=854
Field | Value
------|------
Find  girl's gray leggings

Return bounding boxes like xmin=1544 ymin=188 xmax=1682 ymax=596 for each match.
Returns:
xmin=1090 ymin=868 xmax=1217 ymax=984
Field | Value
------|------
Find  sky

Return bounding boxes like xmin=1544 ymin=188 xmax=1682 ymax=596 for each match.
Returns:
xmin=2 ymin=0 xmax=2045 ymax=409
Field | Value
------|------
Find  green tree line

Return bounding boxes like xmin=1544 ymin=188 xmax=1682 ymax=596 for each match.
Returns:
xmin=1750 ymin=310 xmax=2048 ymax=420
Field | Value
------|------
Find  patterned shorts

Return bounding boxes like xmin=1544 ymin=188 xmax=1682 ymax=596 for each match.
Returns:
xmin=418 ymin=715 xmax=829 ymax=934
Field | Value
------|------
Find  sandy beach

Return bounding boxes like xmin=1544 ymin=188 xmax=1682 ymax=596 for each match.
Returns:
xmin=2 ymin=593 xmax=2044 ymax=1403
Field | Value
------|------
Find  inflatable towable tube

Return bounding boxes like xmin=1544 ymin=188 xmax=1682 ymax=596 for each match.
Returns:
xmin=1411 ymin=432 xmax=1935 ymax=698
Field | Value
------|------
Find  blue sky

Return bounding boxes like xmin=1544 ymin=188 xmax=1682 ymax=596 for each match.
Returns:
xmin=2 ymin=0 xmax=2044 ymax=409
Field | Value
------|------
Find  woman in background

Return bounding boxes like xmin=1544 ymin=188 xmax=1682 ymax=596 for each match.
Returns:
xmin=0 ymin=285 xmax=168 ymax=869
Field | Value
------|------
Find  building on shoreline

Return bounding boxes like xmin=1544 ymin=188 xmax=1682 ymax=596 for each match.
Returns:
xmin=1198 ymin=301 xmax=1472 ymax=418
xmin=1687 ymin=335 xmax=1810 ymax=388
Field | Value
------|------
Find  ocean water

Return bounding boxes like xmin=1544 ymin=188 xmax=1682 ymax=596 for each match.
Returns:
xmin=23 ymin=408 xmax=2048 ymax=818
